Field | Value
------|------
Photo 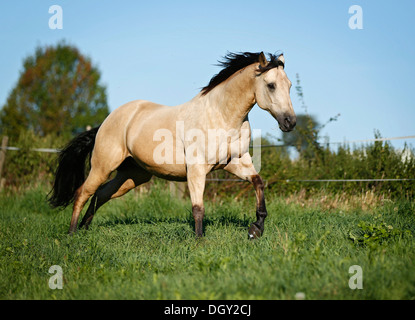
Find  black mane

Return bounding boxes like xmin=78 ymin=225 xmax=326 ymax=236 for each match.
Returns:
xmin=201 ymin=51 xmax=284 ymax=95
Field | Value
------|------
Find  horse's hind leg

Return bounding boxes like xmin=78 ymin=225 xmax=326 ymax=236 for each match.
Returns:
xmin=69 ymin=165 xmax=112 ymax=234
xmin=79 ymin=158 xmax=152 ymax=230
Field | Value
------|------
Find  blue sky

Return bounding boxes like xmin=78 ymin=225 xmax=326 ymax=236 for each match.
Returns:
xmin=1 ymin=0 xmax=414 ymax=149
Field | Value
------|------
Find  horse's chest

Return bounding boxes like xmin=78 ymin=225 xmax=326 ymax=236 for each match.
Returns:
xmin=204 ymin=131 xmax=250 ymax=165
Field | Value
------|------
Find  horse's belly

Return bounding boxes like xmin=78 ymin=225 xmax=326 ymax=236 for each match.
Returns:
xmin=139 ymin=162 xmax=188 ymax=181
xmin=129 ymin=137 xmax=188 ymax=181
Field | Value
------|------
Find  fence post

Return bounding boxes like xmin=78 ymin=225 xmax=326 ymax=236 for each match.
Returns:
xmin=0 ymin=136 xmax=9 ymax=190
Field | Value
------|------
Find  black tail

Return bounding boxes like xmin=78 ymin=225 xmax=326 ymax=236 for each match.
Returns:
xmin=48 ymin=126 xmax=100 ymax=209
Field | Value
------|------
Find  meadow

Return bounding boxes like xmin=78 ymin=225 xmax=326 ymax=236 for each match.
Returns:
xmin=1 ymin=184 xmax=414 ymax=300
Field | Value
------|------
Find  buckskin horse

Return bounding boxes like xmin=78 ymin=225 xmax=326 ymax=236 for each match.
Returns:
xmin=48 ymin=51 xmax=296 ymax=238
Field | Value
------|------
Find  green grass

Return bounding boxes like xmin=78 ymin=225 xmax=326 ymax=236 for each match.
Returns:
xmin=1 ymin=186 xmax=414 ymax=300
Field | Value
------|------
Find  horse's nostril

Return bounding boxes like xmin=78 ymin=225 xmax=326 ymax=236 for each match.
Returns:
xmin=291 ymin=117 xmax=296 ymax=128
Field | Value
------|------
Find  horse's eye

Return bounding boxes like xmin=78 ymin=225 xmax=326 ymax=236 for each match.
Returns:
xmin=267 ymin=83 xmax=276 ymax=90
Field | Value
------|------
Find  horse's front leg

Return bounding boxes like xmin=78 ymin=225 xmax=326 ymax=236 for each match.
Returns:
xmin=186 ymin=165 xmax=207 ymax=237
xmin=224 ymin=153 xmax=267 ymax=239
xmin=247 ymin=175 xmax=267 ymax=239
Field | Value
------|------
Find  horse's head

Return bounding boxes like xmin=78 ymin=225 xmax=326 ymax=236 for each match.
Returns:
xmin=254 ymin=52 xmax=296 ymax=132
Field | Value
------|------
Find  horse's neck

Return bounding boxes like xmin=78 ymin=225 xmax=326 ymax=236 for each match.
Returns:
xmin=203 ymin=64 xmax=257 ymax=128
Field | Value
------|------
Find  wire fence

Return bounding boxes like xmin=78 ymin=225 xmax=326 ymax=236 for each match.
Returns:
xmin=205 ymin=178 xmax=415 ymax=183
xmin=2 ymin=135 xmax=414 ymax=153
xmin=250 ymin=135 xmax=415 ymax=148
xmin=209 ymin=135 xmax=415 ymax=183
xmin=2 ymin=146 xmax=60 ymax=153
xmin=1 ymin=134 xmax=414 ymax=186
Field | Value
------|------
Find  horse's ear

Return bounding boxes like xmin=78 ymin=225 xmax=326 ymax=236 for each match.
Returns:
xmin=277 ymin=54 xmax=285 ymax=65
xmin=258 ymin=52 xmax=268 ymax=68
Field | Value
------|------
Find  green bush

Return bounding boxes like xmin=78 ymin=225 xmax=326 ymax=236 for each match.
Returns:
xmin=2 ymin=130 xmax=67 ymax=189
xmin=349 ymin=214 xmax=413 ymax=248
xmin=1 ymin=129 xmax=414 ymax=200
xmin=205 ymin=133 xmax=415 ymax=200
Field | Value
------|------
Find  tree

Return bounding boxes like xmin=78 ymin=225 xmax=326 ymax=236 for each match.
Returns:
xmin=282 ymin=113 xmax=320 ymax=155
xmin=0 ymin=42 xmax=109 ymax=140
xmin=282 ymin=74 xmax=340 ymax=160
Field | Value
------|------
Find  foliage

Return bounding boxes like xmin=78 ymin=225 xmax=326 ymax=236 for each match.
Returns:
xmin=0 ymin=41 xmax=109 ymax=141
xmin=269 ymin=132 xmax=415 ymax=199
xmin=280 ymin=74 xmax=340 ymax=160
xmin=349 ymin=214 xmax=412 ymax=248
xmin=2 ymin=126 xmax=413 ymax=198
xmin=1 ymin=130 xmax=67 ymax=189
xmin=203 ymin=132 xmax=415 ymax=200
xmin=281 ymin=113 xmax=320 ymax=156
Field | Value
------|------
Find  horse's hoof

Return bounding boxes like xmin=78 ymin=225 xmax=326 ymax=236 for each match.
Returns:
xmin=248 ymin=223 xmax=263 ymax=239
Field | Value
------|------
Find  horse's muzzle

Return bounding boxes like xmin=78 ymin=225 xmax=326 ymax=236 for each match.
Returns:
xmin=279 ymin=114 xmax=296 ymax=132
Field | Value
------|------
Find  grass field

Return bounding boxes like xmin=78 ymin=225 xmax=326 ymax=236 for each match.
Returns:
xmin=1 ymin=185 xmax=414 ymax=300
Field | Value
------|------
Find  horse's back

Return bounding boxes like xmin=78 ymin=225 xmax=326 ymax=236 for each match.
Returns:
xmin=98 ymin=99 xmax=167 ymax=137
xmin=91 ymin=100 xmax=165 ymax=170
xmin=93 ymin=100 xmax=186 ymax=179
